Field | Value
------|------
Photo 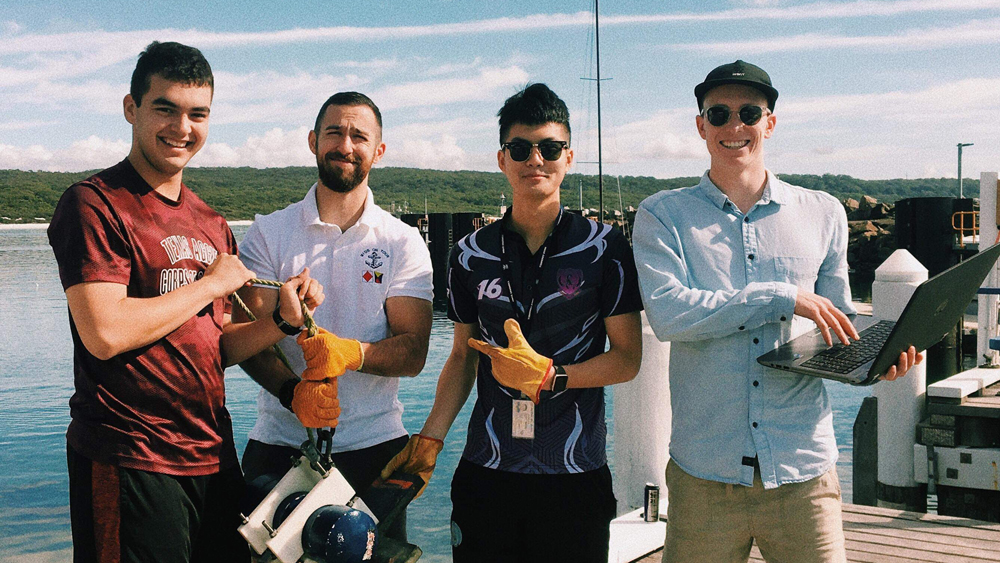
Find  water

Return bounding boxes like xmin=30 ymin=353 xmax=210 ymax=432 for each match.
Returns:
xmin=0 ymin=225 xmax=868 ymax=562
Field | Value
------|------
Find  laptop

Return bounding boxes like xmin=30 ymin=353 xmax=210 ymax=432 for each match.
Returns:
xmin=757 ymin=242 xmax=1000 ymax=385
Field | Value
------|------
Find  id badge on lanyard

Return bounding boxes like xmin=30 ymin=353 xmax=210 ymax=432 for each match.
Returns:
xmin=498 ymin=211 xmax=561 ymax=440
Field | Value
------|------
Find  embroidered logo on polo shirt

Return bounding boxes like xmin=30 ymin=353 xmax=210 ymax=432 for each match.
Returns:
xmin=557 ymin=268 xmax=584 ymax=298
xmin=362 ymin=270 xmax=384 ymax=284
xmin=360 ymin=248 xmax=389 ymax=285
xmin=361 ymin=247 xmax=389 ymax=269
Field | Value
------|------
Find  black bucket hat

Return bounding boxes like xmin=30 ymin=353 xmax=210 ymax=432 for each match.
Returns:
xmin=695 ymin=60 xmax=779 ymax=111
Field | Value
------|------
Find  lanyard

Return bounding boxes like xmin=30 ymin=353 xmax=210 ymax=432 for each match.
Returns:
xmin=498 ymin=208 xmax=562 ymax=336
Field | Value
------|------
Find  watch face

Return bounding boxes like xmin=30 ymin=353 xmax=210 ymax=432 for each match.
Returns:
xmin=553 ymin=373 xmax=568 ymax=393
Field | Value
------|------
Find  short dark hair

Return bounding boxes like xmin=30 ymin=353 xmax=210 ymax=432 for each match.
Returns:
xmin=314 ymin=92 xmax=383 ymax=137
xmin=497 ymin=83 xmax=571 ymax=145
xmin=130 ymin=41 xmax=214 ymax=107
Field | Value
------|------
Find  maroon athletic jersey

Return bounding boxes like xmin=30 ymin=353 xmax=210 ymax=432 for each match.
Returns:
xmin=48 ymin=159 xmax=239 ymax=476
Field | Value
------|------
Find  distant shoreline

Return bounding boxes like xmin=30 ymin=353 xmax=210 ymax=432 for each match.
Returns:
xmin=1 ymin=220 xmax=254 ymax=231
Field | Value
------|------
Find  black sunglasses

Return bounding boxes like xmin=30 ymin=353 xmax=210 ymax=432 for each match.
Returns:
xmin=701 ymin=105 xmax=769 ymax=127
xmin=501 ymin=140 xmax=568 ymax=162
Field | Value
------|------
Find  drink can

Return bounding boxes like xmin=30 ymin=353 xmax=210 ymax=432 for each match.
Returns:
xmin=643 ymin=483 xmax=659 ymax=522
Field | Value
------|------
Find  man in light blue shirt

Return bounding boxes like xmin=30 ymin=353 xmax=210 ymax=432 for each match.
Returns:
xmin=632 ymin=60 xmax=921 ymax=563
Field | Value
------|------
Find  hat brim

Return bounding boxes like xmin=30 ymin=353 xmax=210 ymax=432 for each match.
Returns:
xmin=695 ymin=78 xmax=778 ymax=110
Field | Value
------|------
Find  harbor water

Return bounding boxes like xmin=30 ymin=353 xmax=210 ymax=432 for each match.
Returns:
xmin=0 ymin=225 xmax=870 ymax=562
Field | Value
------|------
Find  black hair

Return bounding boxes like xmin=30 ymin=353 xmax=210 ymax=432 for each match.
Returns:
xmin=497 ymin=83 xmax=571 ymax=144
xmin=130 ymin=41 xmax=214 ymax=106
xmin=314 ymin=92 xmax=383 ymax=137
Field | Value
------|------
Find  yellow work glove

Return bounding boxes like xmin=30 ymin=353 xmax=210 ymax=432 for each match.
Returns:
xmin=468 ymin=318 xmax=554 ymax=404
xmin=291 ymin=379 xmax=340 ymax=428
xmin=379 ymin=434 xmax=444 ymax=499
xmin=297 ymin=327 xmax=364 ymax=381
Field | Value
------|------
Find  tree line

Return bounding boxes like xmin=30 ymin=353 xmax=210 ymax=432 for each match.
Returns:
xmin=0 ymin=166 xmax=980 ymax=223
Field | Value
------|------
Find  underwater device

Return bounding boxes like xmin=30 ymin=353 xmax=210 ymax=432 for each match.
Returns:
xmin=238 ymin=430 xmax=424 ymax=563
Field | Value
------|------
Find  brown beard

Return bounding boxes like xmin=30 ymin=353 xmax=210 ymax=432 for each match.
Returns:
xmin=317 ymin=152 xmax=370 ymax=193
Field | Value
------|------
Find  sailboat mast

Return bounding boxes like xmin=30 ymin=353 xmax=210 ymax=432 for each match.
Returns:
xmin=595 ymin=0 xmax=604 ymax=223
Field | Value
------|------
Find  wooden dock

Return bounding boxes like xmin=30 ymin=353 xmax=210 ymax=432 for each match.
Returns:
xmin=633 ymin=503 xmax=1000 ymax=562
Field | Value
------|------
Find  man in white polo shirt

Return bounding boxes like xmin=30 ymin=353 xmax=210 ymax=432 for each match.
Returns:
xmin=234 ymin=92 xmax=433 ymax=541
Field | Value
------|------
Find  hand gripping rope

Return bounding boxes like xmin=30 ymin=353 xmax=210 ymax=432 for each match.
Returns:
xmin=232 ymin=279 xmax=335 ymax=472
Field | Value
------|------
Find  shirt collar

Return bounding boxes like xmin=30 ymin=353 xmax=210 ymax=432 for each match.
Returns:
xmin=500 ymin=205 xmax=566 ymax=239
xmin=301 ymin=183 xmax=378 ymax=232
xmin=696 ymin=169 xmax=785 ymax=210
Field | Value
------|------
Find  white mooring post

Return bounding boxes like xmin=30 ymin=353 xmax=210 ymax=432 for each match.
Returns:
xmin=978 ymin=172 xmax=999 ymax=366
xmin=871 ymin=250 xmax=929 ymax=511
xmin=612 ymin=312 xmax=671 ymax=515
xmin=608 ymin=312 xmax=671 ymax=563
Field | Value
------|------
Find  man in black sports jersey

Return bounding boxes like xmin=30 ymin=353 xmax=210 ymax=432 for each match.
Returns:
xmin=381 ymin=83 xmax=644 ymax=562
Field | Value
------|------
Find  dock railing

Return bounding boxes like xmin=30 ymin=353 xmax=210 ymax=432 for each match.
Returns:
xmin=952 ymin=210 xmax=979 ymax=249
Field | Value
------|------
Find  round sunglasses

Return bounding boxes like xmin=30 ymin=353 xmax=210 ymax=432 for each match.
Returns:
xmin=701 ymin=105 xmax=770 ymax=127
xmin=501 ymin=140 xmax=569 ymax=162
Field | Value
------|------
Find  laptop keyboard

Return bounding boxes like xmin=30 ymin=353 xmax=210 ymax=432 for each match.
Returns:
xmin=801 ymin=320 xmax=896 ymax=374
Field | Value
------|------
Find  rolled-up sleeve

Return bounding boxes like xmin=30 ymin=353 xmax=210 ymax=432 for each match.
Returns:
xmin=633 ymin=202 xmax=797 ymax=343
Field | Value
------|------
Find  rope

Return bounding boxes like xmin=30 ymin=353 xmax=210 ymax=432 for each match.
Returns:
xmin=231 ymin=278 xmax=329 ymax=455
xmin=234 ymin=278 xmax=319 ymax=337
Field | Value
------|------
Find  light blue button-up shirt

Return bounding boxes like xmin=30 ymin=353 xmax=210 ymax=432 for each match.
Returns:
xmin=632 ymin=171 xmax=856 ymax=489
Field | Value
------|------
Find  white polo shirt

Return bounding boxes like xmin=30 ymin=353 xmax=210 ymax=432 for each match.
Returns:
xmin=240 ymin=184 xmax=433 ymax=452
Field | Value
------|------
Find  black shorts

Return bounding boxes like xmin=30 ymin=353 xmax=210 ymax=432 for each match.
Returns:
xmin=67 ymin=443 xmax=249 ymax=563
xmin=450 ymin=458 xmax=617 ymax=563
xmin=241 ymin=435 xmax=409 ymax=541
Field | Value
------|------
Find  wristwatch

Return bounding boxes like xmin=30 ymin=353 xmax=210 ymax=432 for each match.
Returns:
xmin=278 ymin=377 xmax=301 ymax=412
xmin=272 ymin=306 xmax=301 ymax=336
xmin=551 ymin=365 xmax=568 ymax=393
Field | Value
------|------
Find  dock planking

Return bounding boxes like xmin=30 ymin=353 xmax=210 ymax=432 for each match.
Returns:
xmin=632 ymin=503 xmax=1000 ymax=562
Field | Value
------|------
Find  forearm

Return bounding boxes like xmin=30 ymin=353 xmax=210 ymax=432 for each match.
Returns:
xmin=237 ymin=345 xmax=298 ymax=395
xmin=419 ymin=351 xmax=478 ymax=440
xmin=359 ymin=333 xmax=429 ymax=377
xmin=642 ymin=281 xmax=796 ymax=342
xmin=633 ymin=207 xmax=796 ymax=342
xmin=560 ymin=346 xmax=639 ymax=389
xmin=558 ymin=311 xmax=642 ymax=389
xmin=221 ymin=318 xmax=291 ymax=367
xmin=68 ymin=278 xmax=222 ymax=360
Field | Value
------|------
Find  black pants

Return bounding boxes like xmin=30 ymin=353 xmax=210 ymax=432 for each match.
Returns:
xmin=68 ymin=443 xmax=249 ymax=563
xmin=450 ymin=458 xmax=617 ymax=563
xmin=241 ymin=435 xmax=409 ymax=541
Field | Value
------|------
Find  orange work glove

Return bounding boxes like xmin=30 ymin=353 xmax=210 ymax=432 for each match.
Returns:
xmin=291 ymin=380 xmax=340 ymax=428
xmin=468 ymin=318 xmax=554 ymax=404
xmin=297 ymin=327 xmax=364 ymax=381
xmin=379 ymin=434 xmax=444 ymax=499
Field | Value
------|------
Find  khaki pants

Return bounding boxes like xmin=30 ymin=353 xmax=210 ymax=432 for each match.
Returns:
xmin=661 ymin=459 xmax=847 ymax=563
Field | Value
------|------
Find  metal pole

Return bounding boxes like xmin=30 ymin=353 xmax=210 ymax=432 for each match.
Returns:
xmin=957 ymin=143 xmax=973 ymax=199
xmin=595 ymin=0 xmax=604 ymax=223
xmin=959 ymin=144 xmax=963 ymax=199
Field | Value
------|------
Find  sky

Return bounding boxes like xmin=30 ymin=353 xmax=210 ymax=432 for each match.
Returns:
xmin=1 ymin=0 xmax=999 ymax=183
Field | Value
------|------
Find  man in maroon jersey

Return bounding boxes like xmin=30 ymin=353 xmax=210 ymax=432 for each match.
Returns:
xmin=48 ymin=42 xmax=330 ymax=563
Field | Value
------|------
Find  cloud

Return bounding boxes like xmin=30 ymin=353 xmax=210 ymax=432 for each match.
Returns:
xmin=0 ymin=2 xmax=996 ymax=92
xmin=0 ymin=136 xmax=128 ymax=171
xmin=779 ymin=77 xmax=1000 ymax=122
xmin=3 ymin=1 xmax=998 ymax=60
xmin=426 ymin=57 xmax=483 ymax=77
xmin=193 ymin=127 xmax=315 ymax=168
xmin=333 ymin=58 xmax=400 ymax=70
xmin=209 ymin=70 xmax=369 ymax=125
xmin=2 ymin=20 xmax=22 ymax=35
xmin=0 ymin=44 xmax=140 ymax=87
xmin=0 ymin=120 xmax=59 ymax=131
xmin=730 ymin=0 xmax=788 ymax=6
xmin=379 ymin=116 xmax=499 ymax=171
xmin=669 ymin=18 xmax=1000 ymax=54
xmin=385 ymin=117 xmax=494 ymax=141
xmin=383 ymin=134 xmax=471 ymax=171
xmin=2 ymin=79 xmax=125 ymax=114
xmin=586 ymin=109 xmax=706 ymax=166
xmin=374 ymin=66 xmax=530 ymax=110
